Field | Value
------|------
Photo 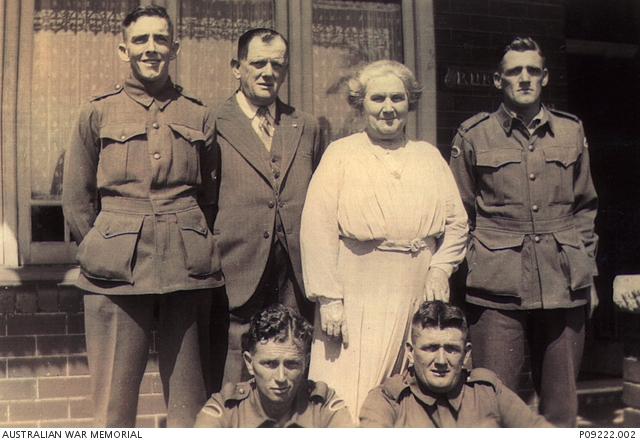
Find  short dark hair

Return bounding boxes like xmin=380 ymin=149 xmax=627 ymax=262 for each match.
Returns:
xmin=122 ymin=5 xmax=173 ymax=39
xmin=236 ymin=28 xmax=289 ymax=61
xmin=498 ymin=36 xmax=545 ymax=70
xmin=410 ymin=301 xmax=468 ymax=342
xmin=241 ymin=304 xmax=313 ymax=354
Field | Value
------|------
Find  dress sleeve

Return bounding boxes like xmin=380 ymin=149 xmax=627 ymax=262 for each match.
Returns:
xmin=429 ymin=153 xmax=469 ymax=277
xmin=300 ymin=143 xmax=344 ymax=301
xmin=62 ymin=102 xmax=100 ymax=245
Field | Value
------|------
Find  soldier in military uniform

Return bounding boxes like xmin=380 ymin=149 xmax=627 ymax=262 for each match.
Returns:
xmin=194 ymin=304 xmax=353 ymax=427
xmin=448 ymin=37 xmax=598 ymax=427
xmin=62 ymin=5 xmax=222 ymax=427
xmin=359 ymin=301 xmax=552 ymax=427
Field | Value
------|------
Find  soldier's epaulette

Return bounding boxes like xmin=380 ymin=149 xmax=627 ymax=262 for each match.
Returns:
xmin=175 ymin=84 xmax=205 ymax=106
xmin=548 ymin=108 xmax=580 ymax=122
xmin=307 ymin=380 xmax=329 ymax=403
xmin=220 ymin=381 xmax=251 ymax=404
xmin=458 ymin=112 xmax=490 ymax=132
xmin=381 ymin=374 xmax=410 ymax=402
xmin=89 ymin=83 xmax=124 ymax=102
xmin=466 ymin=368 xmax=499 ymax=390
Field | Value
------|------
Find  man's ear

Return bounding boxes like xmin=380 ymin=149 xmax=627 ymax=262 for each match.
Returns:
xmin=242 ymin=351 xmax=255 ymax=377
xmin=231 ymin=59 xmax=241 ymax=80
xmin=405 ymin=340 xmax=414 ymax=366
xmin=117 ymin=42 xmax=130 ymax=63
xmin=493 ymin=71 xmax=503 ymax=90
xmin=170 ymin=40 xmax=181 ymax=60
xmin=541 ymin=68 xmax=549 ymax=87
xmin=463 ymin=342 xmax=472 ymax=369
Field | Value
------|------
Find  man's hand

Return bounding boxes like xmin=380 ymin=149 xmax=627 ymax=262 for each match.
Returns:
xmin=589 ymin=284 xmax=599 ymax=318
xmin=318 ymin=297 xmax=349 ymax=346
xmin=425 ymin=267 xmax=450 ymax=302
xmin=613 ymin=275 xmax=640 ymax=313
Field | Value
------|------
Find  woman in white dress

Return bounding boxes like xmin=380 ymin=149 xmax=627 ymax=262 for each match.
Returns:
xmin=300 ymin=60 xmax=468 ymax=418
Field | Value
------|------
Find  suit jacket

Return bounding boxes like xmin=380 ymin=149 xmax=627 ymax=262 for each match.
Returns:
xmin=213 ymin=96 xmax=322 ymax=309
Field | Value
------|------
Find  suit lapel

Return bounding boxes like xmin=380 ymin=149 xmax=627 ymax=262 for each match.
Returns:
xmin=274 ymin=101 xmax=304 ymax=190
xmin=216 ymin=97 xmax=273 ymax=182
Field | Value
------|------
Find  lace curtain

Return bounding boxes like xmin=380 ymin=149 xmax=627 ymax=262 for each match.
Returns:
xmin=312 ymin=0 xmax=403 ymax=145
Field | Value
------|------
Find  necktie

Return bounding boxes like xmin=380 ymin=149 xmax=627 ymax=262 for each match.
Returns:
xmin=256 ymin=106 xmax=274 ymax=151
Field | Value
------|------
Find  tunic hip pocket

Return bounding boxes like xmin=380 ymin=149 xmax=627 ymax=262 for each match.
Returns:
xmin=467 ymin=229 xmax=525 ymax=296
xmin=176 ymin=208 xmax=220 ymax=277
xmin=552 ymin=228 xmax=593 ymax=291
xmin=77 ymin=211 xmax=143 ymax=283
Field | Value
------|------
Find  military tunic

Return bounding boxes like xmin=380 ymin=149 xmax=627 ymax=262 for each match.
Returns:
xmin=359 ymin=368 xmax=553 ymax=428
xmin=194 ymin=380 xmax=354 ymax=428
xmin=63 ymin=76 xmax=223 ymax=294
xmin=449 ymin=104 xmax=597 ymax=309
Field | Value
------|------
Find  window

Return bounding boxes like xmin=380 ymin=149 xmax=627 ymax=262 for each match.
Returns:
xmin=3 ymin=0 xmax=432 ymax=266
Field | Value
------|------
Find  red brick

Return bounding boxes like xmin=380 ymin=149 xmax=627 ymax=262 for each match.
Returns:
xmin=0 ymin=403 xmax=7 ymax=422
xmin=156 ymin=415 xmax=166 ymax=427
xmin=145 ymin=353 xmax=159 ymax=373
xmin=135 ymin=415 xmax=157 ymax=428
xmin=7 ymin=313 xmax=66 ymax=335
xmin=140 ymin=373 xmax=162 ymax=394
xmin=0 ymin=420 xmax=39 ymax=427
xmin=624 ymin=357 xmax=640 ymax=384
xmin=15 ymin=289 xmax=38 ymax=314
xmin=0 ymin=336 xmax=35 ymax=357
xmin=58 ymin=288 xmax=83 ymax=313
xmin=623 ymin=382 xmax=640 ymax=408
xmin=37 ymin=286 xmax=59 ymax=313
xmin=0 ymin=379 xmax=37 ymax=400
xmin=38 ymin=376 xmax=91 ymax=398
xmin=44 ymin=418 xmax=93 ymax=427
xmin=67 ymin=313 xmax=85 ymax=334
xmin=624 ymin=407 xmax=640 ymax=427
xmin=0 ymin=290 xmax=15 ymax=313
xmin=136 ymin=394 xmax=166 ymax=415
xmin=69 ymin=397 xmax=93 ymax=419
xmin=0 ymin=359 xmax=6 ymax=378
xmin=8 ymin=356 xmax=67 ymax=378
xmin=37 ymin=335 xmax=86 ymax=356
xmin=68 ymin=356 xmax=89 ymax=376
xmin=9 ymin=399 xmax=69 ymax=421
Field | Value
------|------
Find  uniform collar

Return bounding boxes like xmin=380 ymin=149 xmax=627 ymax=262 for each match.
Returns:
xmin=496 ymin=103 xmax=554 ymax=136
xmin=123 ymin=75 xmax=178 ymax=110
xmin=406 ymin=370 xmax=465 ymax=412
xmin=235 ymin=90 xmax=277 ymax=122
xmin=234 ymin=379 xmax=324 ymax=428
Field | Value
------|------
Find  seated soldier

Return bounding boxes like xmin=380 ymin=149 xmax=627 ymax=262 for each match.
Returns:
xmin=194 ymin=303 xmax=353 ymax=427
xmin=359 ymin=301 xmax=553 ymax=428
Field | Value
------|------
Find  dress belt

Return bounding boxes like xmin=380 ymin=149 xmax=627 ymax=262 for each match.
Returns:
xmin=376 ymin=237 xmax=437 ymax=253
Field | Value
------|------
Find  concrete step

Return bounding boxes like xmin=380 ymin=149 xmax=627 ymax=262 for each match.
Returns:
xmin=577 ymin=378 xmax=624 ymax=427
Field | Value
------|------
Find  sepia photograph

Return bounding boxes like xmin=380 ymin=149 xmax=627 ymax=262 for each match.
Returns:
xmin=0 ymin=0 xmax=638 ymax=430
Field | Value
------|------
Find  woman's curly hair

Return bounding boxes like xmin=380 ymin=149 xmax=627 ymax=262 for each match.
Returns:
xmin=347 ymin=59 xmax=422 ymax=112
xmin=241 ymin=304 xmax=314 ymax=353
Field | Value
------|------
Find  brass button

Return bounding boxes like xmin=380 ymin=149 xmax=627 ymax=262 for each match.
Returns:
xmin=534 ymin=235 xmax=541 ymax=243
xmin=238 ymin=388 xmax=244 ymax=394
xmin=529 ymin=173 xmax=536 ymax=180
xmin=268 ymin=201 xmax=275 ymax=208
xmin=153 ymin=152 xmax=161 ymax=160
xmin=263 ymin=231 xmax=270 ymax=239
xmin=152 ymin=122 xmax=159 ymax=129
xmin=120 ymin=135 xmax=126 ymax=140
xmin=532 ymin=204 xmax=539 ymax=212
xmin=271 ymin=157 xmax=277 ymax=163
xmin=274 ymin=171 xmax=280 ymax=179
xmin=278 ymin=201 xmax=284 ymax=208
xmin=276 ymin=225 xmax=283 ymax=233
xmin=528 ymin=144 xmax=534 ymax=152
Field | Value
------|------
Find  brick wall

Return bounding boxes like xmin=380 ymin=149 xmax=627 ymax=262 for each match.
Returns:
xmin=0 ymin=283 xmax=166 ymax=427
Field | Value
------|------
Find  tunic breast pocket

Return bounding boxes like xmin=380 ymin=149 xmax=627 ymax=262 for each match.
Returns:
xmin=475 ymin=149 xmax=523 ymax=206
xmin=542 ymin=146 xmax=579 ymax=205
xmin=99 ymin=124 xmax=147 ymax=183
xmin=168 ymin=123 xmax=206 ymax=184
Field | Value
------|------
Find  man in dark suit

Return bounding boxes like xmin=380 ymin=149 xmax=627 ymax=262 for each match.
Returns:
xmin=212 ymin=28 xmax=322 ymax=387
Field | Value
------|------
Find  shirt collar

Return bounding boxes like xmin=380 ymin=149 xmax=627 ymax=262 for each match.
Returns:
xmin=407 ymin=370 xmax=466 ymax=412
xmin=496 ymin=103 xmax=554 ymax=136
xmin=243 ymin=380 xmax=320 ymax=428
xmin=235 ymin=90 xmax=277 ymax=122
xmin=123 ymin=75 xmax=177 ymax=110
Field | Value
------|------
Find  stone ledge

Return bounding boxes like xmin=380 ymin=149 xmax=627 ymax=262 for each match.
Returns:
xmin=0 ymin=266 xmax=79 ymax=287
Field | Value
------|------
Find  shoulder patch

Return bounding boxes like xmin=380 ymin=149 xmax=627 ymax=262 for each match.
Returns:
xmin=458 ymin=112 xmax=490 ymax=132
xmin=201 ymin=400 xmax=224 ymax=418
xmin=451 ymin=145 xmax=462 ymax=158
xmin=220 ymin=381 xmax=251 ymax=404
xmin=327 ymin=397 xmax=347 ymax=412
xmin=548 ymin=108 xmax=580 ymax=122
xmin=175 ymin=84 xmax=205 ymax=106
xmin=90 ymin=83 xmax=123 ymax=102
xmin=381 ymin=374 xmax=410 ymax=402
xmin=466 ymin=368 xmax=499 ymax=390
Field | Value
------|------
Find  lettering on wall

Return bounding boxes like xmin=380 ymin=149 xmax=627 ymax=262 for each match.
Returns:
xmin=444 ymin=66 xmax=494 ymax=89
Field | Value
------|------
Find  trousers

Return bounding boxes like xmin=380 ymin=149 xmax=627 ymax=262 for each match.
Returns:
xmin=467 ymin=305 xmax=585 ymax=427
xmin=84 ymin=290 xmax=212 ymax=427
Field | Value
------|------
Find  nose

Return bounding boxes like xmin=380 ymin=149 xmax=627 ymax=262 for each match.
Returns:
xmin=434 ymin=348 xmax=447 ymax=365
xmin=274 ymin=364 xmax=286 ymax=383
xmin=381 ymin=98 xmax=395 ymax=115
xmin=520 ymin=68 xmax=531 ymax=82
xmin=144 ymin=37 xmax=157 ymax=53
xmin=262 ymin=61 xmax=274 ymax=77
